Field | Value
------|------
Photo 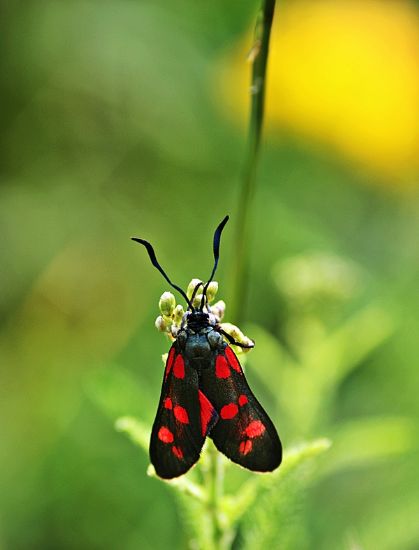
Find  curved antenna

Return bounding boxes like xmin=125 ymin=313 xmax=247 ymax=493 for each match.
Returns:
xmin=200 ymin=215 xmax=229 ymax=310
xmin=132 ymin=237 xmax=194 ymax=311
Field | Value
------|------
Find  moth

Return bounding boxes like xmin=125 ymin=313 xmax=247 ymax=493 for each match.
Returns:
xmin=132 ymin=216 xmax=282 ymax=479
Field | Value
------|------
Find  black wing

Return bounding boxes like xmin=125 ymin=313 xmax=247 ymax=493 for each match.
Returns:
xmin=199 ymin=345 xmax=282 ymax=472
xmin=149 ymin=343 xmax=218 ymax=479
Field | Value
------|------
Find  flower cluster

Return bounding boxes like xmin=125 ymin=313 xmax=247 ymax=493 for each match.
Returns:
xmin=155 ymin=279 xmax=254 ymax=354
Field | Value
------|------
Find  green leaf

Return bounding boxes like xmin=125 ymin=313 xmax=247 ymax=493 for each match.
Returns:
xmin=321 ymin=416 xmax=416 ymax=477
xmin=305 ymin=304 xmax=396 ymax=386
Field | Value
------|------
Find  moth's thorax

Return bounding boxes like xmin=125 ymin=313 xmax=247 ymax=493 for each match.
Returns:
xmin=176 ymin=325 xmax=225 ymax=368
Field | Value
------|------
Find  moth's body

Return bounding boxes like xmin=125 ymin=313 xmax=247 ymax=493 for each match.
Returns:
xmin=133 ymin=215 xmax=282 ymax=479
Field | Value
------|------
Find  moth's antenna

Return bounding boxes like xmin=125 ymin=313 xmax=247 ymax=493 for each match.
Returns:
xmin=200 ymin=215 xmax=229 ymax=310
xmin=132 ymin=237 xmax=194 ymax=311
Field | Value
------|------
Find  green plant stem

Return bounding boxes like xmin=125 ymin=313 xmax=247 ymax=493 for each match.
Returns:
xmin=230 ymin=0 xmax=276 ymax=324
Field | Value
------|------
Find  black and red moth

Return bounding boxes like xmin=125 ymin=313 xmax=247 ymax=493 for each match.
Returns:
xmin=132 ymin=216 xmax=282 ymax=479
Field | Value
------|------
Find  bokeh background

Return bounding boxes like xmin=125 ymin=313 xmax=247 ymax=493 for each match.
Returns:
xmin=1 ymin=0 xmax=419 ymax=548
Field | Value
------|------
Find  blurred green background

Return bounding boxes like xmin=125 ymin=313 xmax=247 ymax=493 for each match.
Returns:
xmin=1 ymin=0 xmax=419 ymax=548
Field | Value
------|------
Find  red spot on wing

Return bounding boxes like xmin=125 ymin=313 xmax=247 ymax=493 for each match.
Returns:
xmin=172 ymin=446 xmax=183 ymax=459
xmin=215 ymin=355 xmax=230 ymax=378
xmin=238 ymin=394 xmax=248 ymax=406
xmin=220 ymin=403 xmax=239 ymax=419
xmin=158 ymin=426 xmax=174 ymax=443
xmin=199 ymin=390 xmax=216 ymax=436
xmin=239 ymin=440 xmax=253 ymax=455
xmin=173 ymin=354 xmax=185 ymax=379
xmin=173 ymin=405 xmax=189 ymax=424
xmin=245 ymin=420 xmax=266 ymax=438
xmin=164 ymin=397 xmax=173 ymax=409
xmin=165 ymin=347 xmax=176 ymax=379
xmin=225 ymin=347 xmax=241 ymax=373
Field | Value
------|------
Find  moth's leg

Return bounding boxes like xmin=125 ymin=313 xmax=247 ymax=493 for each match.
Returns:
xmin=217 ymin=328 xmax=255 ymax=349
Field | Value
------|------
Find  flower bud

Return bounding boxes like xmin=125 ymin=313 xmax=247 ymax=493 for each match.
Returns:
xmin=220 ymin=322 xmax=254 ymax=349
xmin=205 ymin=281 xmax=218 ymax=303
xmin=173 ymin=304 xmax=184 ymax=325
xmin=159 ymin=292 xmax=176 ymax=316
xmin=192 ymin=293 xmax=204 ymax=308
xmin=220 ymin=322 xmax=241 ymax=340
xmin=240 ymin=336 xmax=255 ymax=351
xmin=155 ymin=315 xmax=169 ymax=332
xmin=187 ymin=278 xmax=203 ymax=300
xmin=211 ymin=300 xmax=226 ymax=321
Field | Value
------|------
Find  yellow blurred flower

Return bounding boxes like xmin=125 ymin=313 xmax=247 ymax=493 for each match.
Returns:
xmin=218 ymin=0 xmax=419 ymax=187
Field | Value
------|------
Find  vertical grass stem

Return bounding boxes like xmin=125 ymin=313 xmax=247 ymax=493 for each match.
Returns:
xmin=230 ymin=0 xmax=276 ymax=324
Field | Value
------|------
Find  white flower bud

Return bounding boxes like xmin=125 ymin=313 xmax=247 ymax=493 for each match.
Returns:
xmin=159 ymin=292 xmax=176 ymax=316
xmin=186 ymin=278 xmax=203 ymax=300
xmin=173 ymin=304 xmax=184 ymax=325
xmin=220 ymin=322 xmax=241 ymax=340
xmin=155 ymin=315 xmax=169 ymax=332
xmin=205 ymin=281 xmax=218 ymax=303
xmin=220 ymin=322 xmax=254 ymax=350
xmin=241 ymin=336 xmax=255 ymax=350
xmin=192 ymin=293 xmax=204 ymax=308
xmin=211 ymin=300 xmax=226 ymax=321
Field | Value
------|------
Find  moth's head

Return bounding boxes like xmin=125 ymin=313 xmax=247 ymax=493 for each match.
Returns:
xmin=185 ymin=310 xmax=209 ymax=324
